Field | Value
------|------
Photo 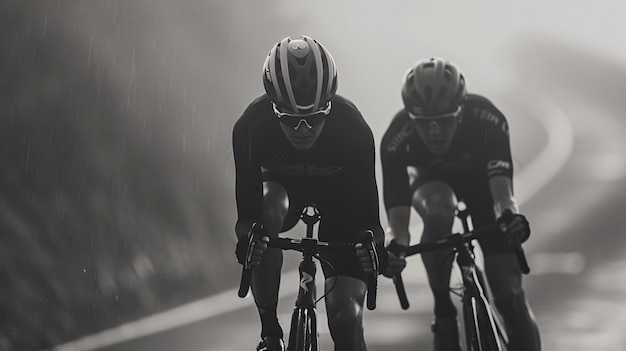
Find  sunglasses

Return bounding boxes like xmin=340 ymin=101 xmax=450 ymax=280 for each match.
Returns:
xmin=408 ymin=106 xmax=462 ymax=129
xmin=273 ymin=102 xmax=332 ymax=129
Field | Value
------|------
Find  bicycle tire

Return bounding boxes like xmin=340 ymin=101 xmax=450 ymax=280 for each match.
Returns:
xmin=488 ymin=299 xmax=510 ymax=347
xmin=463 ymin=297 xmax=481 ymax=351
xmin=287 ymin=307 xmax=318 ymax=351
xmin=474 ymin=296 xmax=508 ymax=351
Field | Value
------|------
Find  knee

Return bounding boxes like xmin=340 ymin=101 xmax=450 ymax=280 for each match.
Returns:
xmin=262 ymin=182 xmax=289 ymax=234
xmin=327 ymin=305 xmax=363 ymax=339
xmin=413 ymin=181 xmax=457 ymax=232
xmin=413 ymin=181 xmax=457 ymax=219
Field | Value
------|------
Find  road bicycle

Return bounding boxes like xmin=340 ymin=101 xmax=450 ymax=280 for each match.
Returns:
xmin=238 ymin=205 xmax=379 ymax=351
xmin=388 ymin=205 xmax=530 ymax=351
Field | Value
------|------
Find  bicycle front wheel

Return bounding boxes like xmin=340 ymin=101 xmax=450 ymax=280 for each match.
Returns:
xmin=287 ymin=307 xmax=318 ymax=351
xmin=472 ymin=296 xmax=508 ymax=351
xmin=463 ymin=297 xmax=481 ymax=351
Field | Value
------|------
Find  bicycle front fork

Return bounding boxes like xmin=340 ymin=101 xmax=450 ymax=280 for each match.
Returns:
xmin=287 ymin=306 xmax=318 ymax=351
xmin=289 ymin=256 xmax=318 ymax=350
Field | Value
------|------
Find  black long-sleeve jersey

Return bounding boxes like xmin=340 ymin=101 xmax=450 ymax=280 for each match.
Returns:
xmin=233 ymin=94 xmax=384 ymax=246
xmin=380 ymin=94 xmax=514 ymax=225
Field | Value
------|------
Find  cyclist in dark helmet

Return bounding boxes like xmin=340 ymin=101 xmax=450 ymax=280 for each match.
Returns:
xmin=380 ymin=58 xmax=541 ymax=351
xmin=233 ymin=35 xmax=396 ymax=351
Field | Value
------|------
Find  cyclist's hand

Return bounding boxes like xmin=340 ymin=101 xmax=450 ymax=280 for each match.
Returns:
xmin=497 ymin=209 xmax=531 ymax=243
xmin=355 ymin=243 xmax=376 ymax=274
xmin=235 ymin=234 xmax=269 ymax=267
xmin=382 ymin=250 xmax=406 ymax=278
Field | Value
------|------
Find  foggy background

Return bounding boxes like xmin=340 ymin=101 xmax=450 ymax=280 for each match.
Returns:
xmin=1 ymin=1 xmax=625 ymax=350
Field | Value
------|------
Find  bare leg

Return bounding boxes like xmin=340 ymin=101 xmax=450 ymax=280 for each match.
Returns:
xmin=413 ymin=181 xmax=458 ymax=318
xmin=484 ymin=254 xmax=541 ymax=351
xmin=324 ymin=276 xmax=368 ymax=351
xmin=250 ymin=181 xmax=289 ymax=338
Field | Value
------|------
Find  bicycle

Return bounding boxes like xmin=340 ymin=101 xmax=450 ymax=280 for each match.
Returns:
xmin=388 ymin=205 xmax=530 ymax=351
xmin=238 ymin=205 xmax=379 ymax=351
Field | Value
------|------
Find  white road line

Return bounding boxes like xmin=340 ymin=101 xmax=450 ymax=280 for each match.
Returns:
xmin=49 ymin=269 xmax=301 ymax=351
xmin=49 ymin=99 xmax=574 ymax=351
xmin=515 ymin=96 xmax=575 ymax=205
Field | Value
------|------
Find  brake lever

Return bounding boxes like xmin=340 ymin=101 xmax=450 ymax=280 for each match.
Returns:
xmin=386 ymin=240 xmax=410 ymax=309
xmin=238 ymin=223 xmax=263 ymax=298
xmin=363 ymin=230 xmax=378 ymax=310
xmin=500 ymin=223 xmax=531 ymax=275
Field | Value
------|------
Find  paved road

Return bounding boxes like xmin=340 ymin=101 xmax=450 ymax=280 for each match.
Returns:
xmin=48 ymin=2 xmax=626 ymax=351
xmin=55 ymin=44 xmax=626 ymax=351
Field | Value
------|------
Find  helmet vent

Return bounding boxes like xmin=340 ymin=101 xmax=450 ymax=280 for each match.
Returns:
xmin=308 ymin=64 xmax=317 ymax=79
xmin=298 ymin=80 xmax=311 ymax=91
xmin=295 ymin=56 xmax=308 ymax=66
xmin=443 ymin=68 xmax=453 ymax=82
xmin=262 ymin=35 xmax=337 ymax=113
xmin=424 ymin=86 xmax=433 ymax=103
xmin=436 ymin=86 xmax=447 ymax=104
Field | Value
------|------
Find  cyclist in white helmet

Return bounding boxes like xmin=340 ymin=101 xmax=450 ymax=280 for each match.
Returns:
xmin=233 ymin=35 xmax=395 ymax=351
xmin=380 ymin=58 xmax=541 ymax=351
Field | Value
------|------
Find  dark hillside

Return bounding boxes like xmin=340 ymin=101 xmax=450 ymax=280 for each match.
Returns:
xmin=0 ymin=2 xmax=240 ymax=349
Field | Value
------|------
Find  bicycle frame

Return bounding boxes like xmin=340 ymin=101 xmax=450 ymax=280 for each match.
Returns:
xmin=287 ymin=205 xmax=322 ymax=351
xmin=388 ymin=207 xmax=527 ymax=351
xmin=456 ymin=210 xmax=509 ymax=351
xmin=238 ymin=205 xmax=379 ymax=351
xmin=456 ymin=209 xmax=509 ymax=351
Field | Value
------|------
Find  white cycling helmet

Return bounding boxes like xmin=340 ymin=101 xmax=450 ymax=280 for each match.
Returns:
xmin=262 ymin=35 xmax=338 ymax=115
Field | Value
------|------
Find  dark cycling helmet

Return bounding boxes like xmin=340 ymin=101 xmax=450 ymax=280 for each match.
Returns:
xmin=401 ymin=58 xmax=467 ymax=115
xmin=262 ymin=35 xmax=338 ymax=115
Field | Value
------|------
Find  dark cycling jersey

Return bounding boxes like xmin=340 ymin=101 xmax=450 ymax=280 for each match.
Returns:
xmin=233 ymin=94 xmax=385 ymax=280
xmin=380 ymin=94 xmax=514 ymax=254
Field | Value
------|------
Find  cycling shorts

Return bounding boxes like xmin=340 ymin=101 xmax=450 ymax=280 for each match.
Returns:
xmin=262 ymin=173 xmax=369 ymax=283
